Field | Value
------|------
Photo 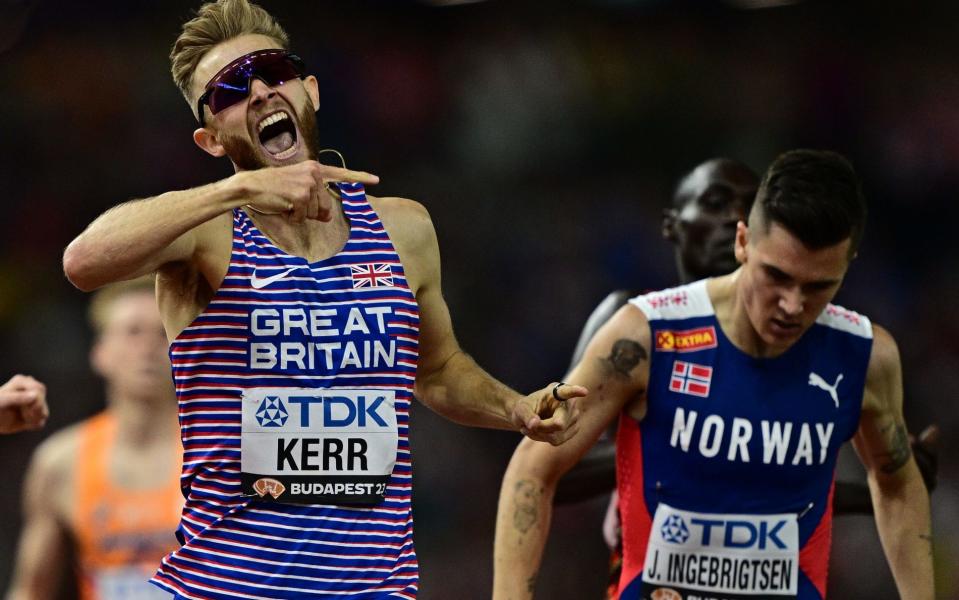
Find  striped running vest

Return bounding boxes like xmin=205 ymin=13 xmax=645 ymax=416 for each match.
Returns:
xmin=151 ymin=184 xmax=420 ymax=599
xmin=75 ymin=412 xmax=182 ymax=600
xmin=616 ymin=280 xmax=872 ymax=600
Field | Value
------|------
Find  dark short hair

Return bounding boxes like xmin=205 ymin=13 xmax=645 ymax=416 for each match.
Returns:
xmin=753 ymin=149 xmax=866 ymax=257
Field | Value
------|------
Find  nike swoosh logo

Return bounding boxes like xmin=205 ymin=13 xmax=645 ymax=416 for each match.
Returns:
xmin=251 ymin=267 xmax=298 ymax=289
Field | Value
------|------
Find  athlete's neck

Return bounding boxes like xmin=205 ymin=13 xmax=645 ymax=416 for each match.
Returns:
xmin=709 ymin=271 xmax=787 ymax=359
xmin=107 ymin=390 xmax=178 ymax=446
xmin=248 ymin=194 xmax=350 ymax=263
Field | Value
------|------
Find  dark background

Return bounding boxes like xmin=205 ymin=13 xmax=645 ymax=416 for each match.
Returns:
xmin=0 ymin=0 xmax=957 ymax=598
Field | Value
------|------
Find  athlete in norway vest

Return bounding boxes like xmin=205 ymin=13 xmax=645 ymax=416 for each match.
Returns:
xmin=616 ymin=280 xmax=872 ymax=600
xmin=75 ymin=412 xmax=183 ymax=600
xmin=151 ymin=184 xmax=420 ymax=599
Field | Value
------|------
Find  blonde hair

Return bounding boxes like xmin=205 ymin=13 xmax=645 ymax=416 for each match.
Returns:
xmin=87 ymin=275 xmax=157 ymax=335
xmin=170 ymin=0 xmax=290 ymax=106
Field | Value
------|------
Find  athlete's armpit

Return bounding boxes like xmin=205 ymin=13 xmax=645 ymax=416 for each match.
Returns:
xmin=877 ymin=421 xmax=912 ymax=474
xmin=600 ymin=339 xmax=648 ymax=378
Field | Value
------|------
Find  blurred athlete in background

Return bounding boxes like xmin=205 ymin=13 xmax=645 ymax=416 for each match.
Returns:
xmin=7 ymin=277 xmax=182 ymax=600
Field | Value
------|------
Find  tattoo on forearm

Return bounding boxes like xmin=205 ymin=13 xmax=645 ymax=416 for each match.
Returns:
xmin=526 ymin=574 xmax=537 ymax=594
xmin=602 ymin=339 xmax=647 ymax=378
xmin=512 ymin=480 xmax=542 ymax=536
xmin=920 ymin=533 xmax=933 ymax=557
xmin=879 ymin=423 xmax=912 ymax=474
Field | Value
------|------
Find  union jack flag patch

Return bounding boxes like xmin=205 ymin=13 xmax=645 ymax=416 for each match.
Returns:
xmin=351 ymin=263 xmax=394 ymax=288
xmin=669 ymin=360 xmax=712 ymax=398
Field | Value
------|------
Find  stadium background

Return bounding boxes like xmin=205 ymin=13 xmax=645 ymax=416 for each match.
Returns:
xmin=0 ymin=0 xmax=956 ymax=597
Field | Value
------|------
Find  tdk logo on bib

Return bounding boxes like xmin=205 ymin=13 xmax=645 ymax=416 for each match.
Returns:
xmin=642 ymin=504 xmax=799 ymax=597
xmin=661 ymin=515 xmax=690 ymax=544
xmin=256 ymin=396 xmax=289 ymax=427
xmin=241 ymin=388 xmax=400 ymax=505
xmin=288 ymin=395 xmax=389 ymax=428
xmin=668 ymin=514 xmax=790 ymax=550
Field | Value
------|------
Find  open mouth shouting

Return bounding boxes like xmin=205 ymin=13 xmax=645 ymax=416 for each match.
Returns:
xmin=256 ymin=109 xmax=299 ymax=160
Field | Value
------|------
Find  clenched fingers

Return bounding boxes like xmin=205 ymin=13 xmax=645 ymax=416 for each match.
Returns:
xmin=0 ymin=390 xmax=43 ymax=408
xmin=21 ymin=397 xmax=49 ymax=429
xmin=524 ymin=421 xmax=581 ymax=446
xmin=521 ymin=399 xmax=583 ymax=446
xmin=512 ymin=401 xmax=539 ymax=432
xmin=0 ymin=375 xmax=48 ymax=433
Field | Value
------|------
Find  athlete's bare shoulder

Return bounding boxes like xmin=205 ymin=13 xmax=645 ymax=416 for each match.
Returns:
xmin=367 ymin=195 xmax=432 ymax=240
xmin=863 ymin=324 xmax=901 ymax=414
xmin=25 ymin=421 xmax=84 ymax=519
xmin=366 ymin=195 xmax=436 ymax=295
xmin=867 ymin=324 xmax=898 ymax=373
xmin=31 ymin=422 xmax=82 ymax=476
xmin=568 ymin=290 xmax=640 ymax=371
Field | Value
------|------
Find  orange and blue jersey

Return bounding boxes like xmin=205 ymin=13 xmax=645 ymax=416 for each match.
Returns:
xmin=616 ymin=280 xmax=872 ymax=600
xmin=74 ymin=411 xmax=183 ymax=600
xmin=151 ymin=184 xmax=420 ymax=599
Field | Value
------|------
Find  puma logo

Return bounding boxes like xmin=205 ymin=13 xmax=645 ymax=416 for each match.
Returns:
xmin=808 ymin=372 xmax=843 ymax=408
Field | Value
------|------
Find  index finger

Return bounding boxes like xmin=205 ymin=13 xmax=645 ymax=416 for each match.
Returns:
xmin=553 ymin=383 xmax=588 ymax=402
xmin=318 ymin=166 xmax=380 ymax=186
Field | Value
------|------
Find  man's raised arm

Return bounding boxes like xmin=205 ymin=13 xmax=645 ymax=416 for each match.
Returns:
xmin=63 ymin=162 xmax=379 ymax=291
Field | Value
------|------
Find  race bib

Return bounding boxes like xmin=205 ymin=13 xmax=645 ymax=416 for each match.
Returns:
xmin=641 ymin=503 xmax=799 ymax=600
xmin=93 ymin=567 xmax=171 ymax=600
xmin=240 ymin=388 xmax=398 ymax=505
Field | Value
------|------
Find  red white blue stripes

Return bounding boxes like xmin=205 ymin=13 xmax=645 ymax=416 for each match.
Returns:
xmin=152 ymin=183 xmax=420 ymax=599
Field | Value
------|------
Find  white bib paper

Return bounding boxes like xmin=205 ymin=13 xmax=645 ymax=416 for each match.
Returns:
xmin=641 ymin=503 xmax=799 ymax=599
xmin=240 ymin=388 xmax=398 ymax=505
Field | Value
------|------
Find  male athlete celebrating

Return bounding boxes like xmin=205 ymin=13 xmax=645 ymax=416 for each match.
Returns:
xmin=494 ymin=150 xmax=933 ymax=599
xmin=62 ymin=1 xmax=582 ymax=597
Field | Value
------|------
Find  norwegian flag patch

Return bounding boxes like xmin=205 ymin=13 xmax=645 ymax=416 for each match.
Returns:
xmin=669 ymin=361 xmax=712 ymax=398
xmin=351 ymin=263 xmax=394 ymax=288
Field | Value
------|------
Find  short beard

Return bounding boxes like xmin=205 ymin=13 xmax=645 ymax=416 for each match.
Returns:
xmin=219 ymin=97 xmax=320 ymax=171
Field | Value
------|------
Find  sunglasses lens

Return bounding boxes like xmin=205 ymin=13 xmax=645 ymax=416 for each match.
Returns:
xmin=204 ymin=53 xmax=303 ymax=116
xmin=208 ymin=81 xmax=251 ymax=114
xmin=257 ymin=60 xmax=301 ymax=87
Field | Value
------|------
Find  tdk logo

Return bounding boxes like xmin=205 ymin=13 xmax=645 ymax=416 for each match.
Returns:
xmin=288 ymin=395 xmax=388 ymax=428
xmin=256 ymin=396 xmax=289 ymax=427
xmin=661 ymin=515 xmax=690 ymax=544
xmin=681 ymin=517 xmax=789 ymax=550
